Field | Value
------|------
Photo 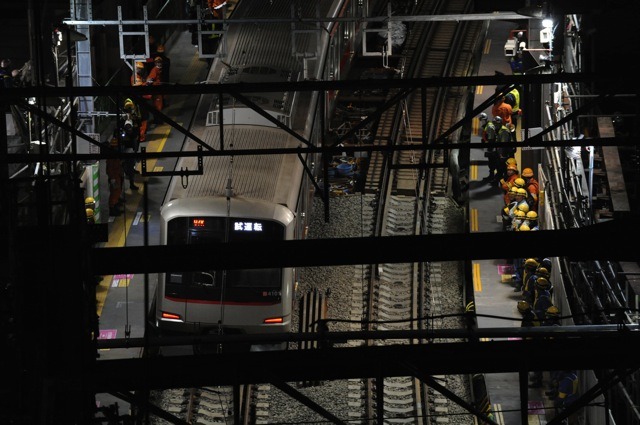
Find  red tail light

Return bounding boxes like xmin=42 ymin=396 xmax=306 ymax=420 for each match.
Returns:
xmin=161 ymin=311 xmax=182 ymax=321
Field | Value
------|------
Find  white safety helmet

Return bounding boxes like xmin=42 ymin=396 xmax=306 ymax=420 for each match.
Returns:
xmin=479 ymin=112 xmax=487 ymax=121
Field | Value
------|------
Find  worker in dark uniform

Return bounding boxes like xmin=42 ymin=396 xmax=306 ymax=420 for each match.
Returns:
xmin=554 ymin=370 xmax=579 ymax=424
xmin=479 ymin=112 xmax=499 ymax=182
xmin=495 ymin=117 xmax=515 ymax=185
xmin=118 ymin=121 xmax=140 ymax=191
xmin=523 ymin=266 xmax=550 ymax=305
xmin=0 ymin=58 xmax=17 ymax=88
xmin=529 ymin=276 xmax=553 ymax=389
xmin=123 ymin=98 xmax=147 ymax=143
xmin=517 ymin=300 xmax=539 ymax=327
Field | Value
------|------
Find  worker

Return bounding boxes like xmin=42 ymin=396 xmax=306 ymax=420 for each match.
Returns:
xmin=553 ymin=370 xmax=579 ymax=420
xmin=479 ymin=112 xmax=499 ymax=182
xmin=105 ymin=136 xmax=124 ymax=216
xmin=85 ymin=208 xmax=95 ymax=224
xmin=510 ymin=209 xmax=526 ymax=232
xmin=524 ymin=211 xmax=539 ymax=230
xmin=84 ymin=196 xmax=95 ymax=211
xmin=501 ymin=186 xmax=519 ymax=231
xmin=155 ymin=45 xmax=171 ymax=83
xmin=513 ymin=188 xmax=529 ymax=212
xmin=499 ymin=163 xmax=520 ymax=203
xmin=491 ymin=95 xmax=512 ymax=125
xmin=208 ymin=0 xmax=227 ymax=20
xmin=84 ymin=197 xmax=96 ymax=224
xmin=521 ymin=167 xmax=540 ymax=212
xmin=543 ymin=305 xmax=561 ymax=326
xmin=523 ymin=266 xmax=550 ymax=305
xmin=539 ymin=257 xmax=553 ymax=273
xmin=532 ymin=277 xmax=553 ymax=316
xmin=123 ymin=97 xmax=147 ymax=144
xmin=517 ymin=300 xmax=539 ymax=327
xmin=146 ymin=56 xmax=164 ymax=124
xmin=517 ymin=299 xmax=541 ymax=396
xmin=514 ymin=258 xmax=540 ymax=293
xmin=0 ymin=58 xmax=18 ymax=88
xmin=504 ymin=86 xmax=522 ymax=127
xmin=205 ymin=0 xmax=227 ymax=55
xmin=495 ymin=116 xmax=515 ymax=183
xmin=512 ymin=177 xmax=525 ymax=190
xmin=131 ymin=61 xmax=147 ymax=87
xmin=119 ymin=121 xmax=140 ymax=191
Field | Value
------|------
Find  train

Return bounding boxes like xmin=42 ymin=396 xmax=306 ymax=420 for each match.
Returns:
xmin=154 ymin=0 xmax=362 ymax=351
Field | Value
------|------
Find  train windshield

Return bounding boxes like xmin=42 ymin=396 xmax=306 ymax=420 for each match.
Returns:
xmin=164 ymin=216 xmax=284 ymax=303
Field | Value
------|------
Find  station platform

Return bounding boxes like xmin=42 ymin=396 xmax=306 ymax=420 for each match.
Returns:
xmin=469 ymin=19 xmax=557 ymax=425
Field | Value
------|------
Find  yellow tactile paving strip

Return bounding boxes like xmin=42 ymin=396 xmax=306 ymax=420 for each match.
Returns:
xmin=95 ymin=124 xmax=171 ymax=316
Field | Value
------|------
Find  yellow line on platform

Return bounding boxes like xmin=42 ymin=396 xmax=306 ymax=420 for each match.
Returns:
xmin=473 ymin=262 xmax=482 ymax=291
xmin=473 ymin=116 xmax=483 ymax=136
xmin=95 ymin=124 xmax=171 ymax=316
xmin=492 ymin=404 xmax=504 ymax=424
xmin=471 ymin=164 xmax=478 ymax=181
xmin=470 ymin=208 xmax=478 ymax=232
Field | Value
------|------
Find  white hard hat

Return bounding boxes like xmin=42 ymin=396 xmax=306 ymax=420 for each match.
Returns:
xmin=479 ymin=112 xmax=487 ymax=121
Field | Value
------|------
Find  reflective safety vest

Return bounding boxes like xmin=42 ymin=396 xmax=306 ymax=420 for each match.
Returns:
xmin=505 ymin=88 xmax=520 ymax=113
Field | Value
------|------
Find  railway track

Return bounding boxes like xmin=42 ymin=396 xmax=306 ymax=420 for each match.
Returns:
xmin=149 ymin=0 xmax=484 ymax=422
xmin=351 ymin=0 xmax=483 ymax=422
xmin=151 ymin=383 xmax=256 ymax=424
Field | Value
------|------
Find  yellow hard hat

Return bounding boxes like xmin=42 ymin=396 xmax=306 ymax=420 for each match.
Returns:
xmin=506 ymin=157 xmax=517 ymax=166
xmin=517 ymin=300 xmax=531 ymax=314
xmin=517 ymin=203 xmax=529 ymax=213
xmin=135 ymin=61 xmax=145 ymax=69
xmin=518 ymin=224 xmax=530 ymax=231
xmin=516 ymin=188 xmax=527 ymax=195
xmin=85 ymin=197 xmax=95 ymax=206
xmin=507 ymin=164 xmax=518 ymax=171
xmin=522 ymin=167 xmax=534 ymax=178
xmin=86 ymin=208 xmax=94 ymax=218
xmin=514 ymin=210 xmax=526 ymax=218
xmin=536 ymin=267 xmax=550 ymax=278
xmin=514 ymin=178 xmax=525 ymax=188
xmin=526 ymin=211 xmax=538 ymax=220
xmin=535 ymin=277 xmax=550 ymax=289
xmin=546 ymin=306 xmax=560 ymax=317
xmin=509 ymin=186 xmax=519 ymax=194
